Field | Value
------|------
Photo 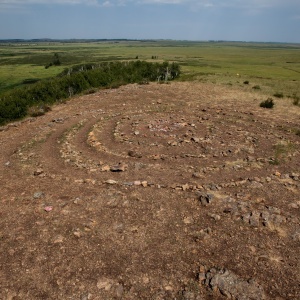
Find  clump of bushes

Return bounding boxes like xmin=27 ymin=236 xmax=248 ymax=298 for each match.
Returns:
xmin=0 ymin=60 xmax=180 ymax=125
xmin=243 ymin=80 xmax=249 ymax=85
xmin=260 ymin=98 xmax=274 ymax=109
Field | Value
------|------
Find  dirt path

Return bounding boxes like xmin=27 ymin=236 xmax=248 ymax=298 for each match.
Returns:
xmin=0 ymin=82 xmax=299 ymax=299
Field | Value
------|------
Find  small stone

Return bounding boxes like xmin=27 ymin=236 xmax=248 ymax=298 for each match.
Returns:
xmin=182 ymin=184 xmax=190 ymax=191
xmin=85 ymin=179 xmax=96 ymax=185
xmin=114 ymin=223 xmax=124 ymax=233
xmin=134 ymin=180 xmax=141 ymax=186
xmin=53 ymin=235 xmax=64 ymax=244
xmin=289 ymin=202 xmax=299 ymax=209
xmin=52 ymin=118 xmax=64 ymax=123
xmin=128 ymin=150 xmax=142 ymax=158
xmin=143 ymin=276 xmax=150 ymax=284
xmin=80 ymin=292 xmax=92 ymax=300
xmin=191 ymin=137 xmax=200 ymax=143
xmin=292 ymin=231 xmax=300 ymax=242
xmin=170 ymin=141 xmax=178 ymax=146
xmin=198 ymin=193 xmax=213 ymax=206
xmin=193 ymin=228 xmax=211 ymax=241
xmin=115 ymin=284 xmax=124 ymax=298
xmin=250 ymin=181 xmax=263 ymax=189
xmin=101 ymin=165 xmax=110 ymax=172
xmin=105 ymin=179 xmax=118 ymax=185
xmin=44 ymin=206 xmax=53 ymax=212
xmin=192 ymin=172 xmax=202 ymax=178
xmin=73 ymin=230 xmax=82 ymax=238
xmin=134 ymin=130 xmax=140 ymax=135
xmin=73 ymin=198 xmax=81 ymax=204
xmin=183 ymin=216 xmax=193 ymax=224
xmin=249 ymin=211 xmax=261 ymax=227
xmin=97 ymin=278 xmax=113 ymax=291
xmin=33 ymin=192 xmax=44 ymax=199
xmin=210 ymin=214 xmax=221 ymax=221
xmin=75 ymin=179 xmax=84 ymax=184
xmin=141 ymin=181 xmax=148 ymax=187
xmin=4 ymin=161 xmax=10 ymax=166
xmin=110 ymin=163 xmax=128 ymax=172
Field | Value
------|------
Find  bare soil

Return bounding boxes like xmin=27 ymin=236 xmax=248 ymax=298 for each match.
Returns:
xmin=0 ymin=82 xmax=299 ymax=300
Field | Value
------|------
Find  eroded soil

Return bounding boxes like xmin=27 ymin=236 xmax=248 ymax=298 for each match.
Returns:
xmin=0 ymin=82 xmax=299 ymax=300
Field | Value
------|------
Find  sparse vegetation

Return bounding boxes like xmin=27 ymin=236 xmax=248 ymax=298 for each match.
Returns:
xmin=260 ymin=98 xmax=274 ymax=109
xmin=252 ymin=85 xmax=261 ymax=90
xmin=292 ymin=96 xmax=300 ymax=106
xmin=271 ymin=141 xmax=296 ymax=165
xmin=273 ymin=92 xmax=284 ymax=98
xmin=28 ymin=104 xmax=51 ymax=117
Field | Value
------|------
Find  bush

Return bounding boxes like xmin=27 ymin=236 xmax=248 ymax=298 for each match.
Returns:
xmin=260 ymin=98 xmax=274 ymax=109
xmin=252 ymin=85 xmax=261 ymax=90
xmin=243 ymin=80 xmax=249 ymax=85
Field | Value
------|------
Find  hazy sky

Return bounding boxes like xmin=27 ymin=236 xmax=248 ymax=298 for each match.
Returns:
xmin=0 ymin=0 xmax=299 ymax=42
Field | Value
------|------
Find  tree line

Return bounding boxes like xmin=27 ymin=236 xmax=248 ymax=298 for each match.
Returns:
xmin=0 ymin=60 xmax=180 ymax=125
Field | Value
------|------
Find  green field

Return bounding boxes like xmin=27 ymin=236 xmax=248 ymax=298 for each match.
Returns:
xmin=1 ymin=40 xmax=300 ymax=98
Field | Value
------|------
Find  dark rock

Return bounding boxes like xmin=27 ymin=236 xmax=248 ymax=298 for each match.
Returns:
xmin=34 ymin=168 xmax=44 ymax=176
xmin=128 ymin=150 xmax=142 ymax=158
xmin=203 ymin=267 xmax=266 ymax=299
xmin=197 ymin=193 xmax=214 ymax=206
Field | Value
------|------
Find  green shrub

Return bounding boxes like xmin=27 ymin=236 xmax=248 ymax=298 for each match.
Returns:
xmin=243 ymin=80 xmax=249 ymax=84
xmin=252 ymin=85 xmax=261 ymax=90
xmin=260 ymin=98 xmax=274 ymax=109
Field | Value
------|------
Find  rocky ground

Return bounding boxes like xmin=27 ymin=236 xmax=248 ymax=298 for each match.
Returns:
xmin=0 ymin=82 xmax=299 ymax=300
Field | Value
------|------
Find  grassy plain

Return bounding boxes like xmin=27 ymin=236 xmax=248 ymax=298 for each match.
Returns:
xmin=0 ymin=40 xmax=300 ymax=99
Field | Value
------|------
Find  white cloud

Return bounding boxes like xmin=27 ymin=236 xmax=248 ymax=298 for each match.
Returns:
xmin=0 ymin=0 xmax=299 ymax=10
xmin=0 ymin=0 xmax=99 ymax=5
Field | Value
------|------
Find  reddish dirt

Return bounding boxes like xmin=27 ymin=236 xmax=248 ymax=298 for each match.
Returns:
xmin=0 ymin=82 xmax=299 ymax=300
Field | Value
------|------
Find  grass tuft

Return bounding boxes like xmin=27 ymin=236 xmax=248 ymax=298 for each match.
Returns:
xmin=273 ymin=92 xmax=284 ymax=98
